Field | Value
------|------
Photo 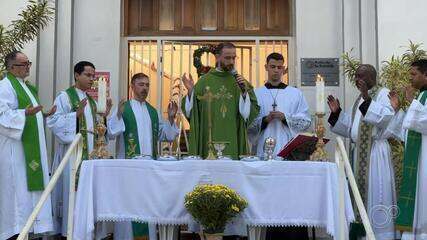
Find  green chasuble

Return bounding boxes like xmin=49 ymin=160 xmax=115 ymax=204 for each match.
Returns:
xmin=186 ymin=69 xmax=259 ymax=159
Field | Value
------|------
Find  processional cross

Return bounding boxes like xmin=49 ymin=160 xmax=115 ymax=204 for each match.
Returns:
xmin=197 ymin=86 xmax=219 ymax=160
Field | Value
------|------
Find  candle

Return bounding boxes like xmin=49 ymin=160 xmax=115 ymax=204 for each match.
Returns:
xmin=315 ymin=74 xmax=325 ymax=113
xmin=97 ymin=77 xmax=107 ymax=113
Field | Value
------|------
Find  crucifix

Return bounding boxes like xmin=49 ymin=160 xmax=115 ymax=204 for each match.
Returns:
xmin=197 ymin=86 xmax=219 ymax=160
xmin=272 ymin=101 xmax=278 ymax=111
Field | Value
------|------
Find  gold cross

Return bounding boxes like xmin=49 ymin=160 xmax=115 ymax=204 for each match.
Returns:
xmin=197 ymin=86 xmax=219 ymax=159
xmin=405 ymin=165 xmax=417 ymax=178
xmin=400 ymin=195 xmax=414 ymax=206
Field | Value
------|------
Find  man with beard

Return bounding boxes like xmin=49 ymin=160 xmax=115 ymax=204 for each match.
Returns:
xmin=107 ymin=72 xmax=179 ymax=240
xmin=182 ymin=42 xmax=259 ymax=160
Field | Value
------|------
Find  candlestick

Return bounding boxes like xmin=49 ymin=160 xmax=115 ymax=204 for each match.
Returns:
xmin=97 ymin=77 xmax=107 ymax=113
xmin=315 ymin=74 xmax=325 ymax=113
xmin=310 ymin=113 xmax=328 ymax=161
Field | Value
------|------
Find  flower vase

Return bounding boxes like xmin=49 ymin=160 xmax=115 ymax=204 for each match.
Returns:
xmin=200 ymin=232 xmax=223 ymax=240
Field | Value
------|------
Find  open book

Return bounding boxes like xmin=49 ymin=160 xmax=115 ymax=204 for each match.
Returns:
xmin=277 ymin=132 xmax=329 ymax=160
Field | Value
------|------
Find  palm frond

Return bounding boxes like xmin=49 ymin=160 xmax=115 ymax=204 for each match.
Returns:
xmin=342 ymin=49 xmax=360 ymax=86
xmin=0 ymin=0 xmax=54 ymax=76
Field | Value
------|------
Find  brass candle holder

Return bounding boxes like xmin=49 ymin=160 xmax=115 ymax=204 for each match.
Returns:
xmin=89 ymin=116 xmax=112 ymax=159
xmin=310 ymin=113 xmax=328 ymax=161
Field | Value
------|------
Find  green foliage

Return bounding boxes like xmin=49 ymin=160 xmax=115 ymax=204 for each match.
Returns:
xmin=0 ymin=0 xmax=54 ymax=76
xmin=381 ymin=55 xmax=411 ymax=109
xmin=341 ymin=48 xmax=360 ymax=86
xmin=184 ymin=184 xmax=248 ymax=234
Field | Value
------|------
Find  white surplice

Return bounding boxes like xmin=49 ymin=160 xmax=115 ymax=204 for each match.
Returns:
xmin=0 ymin=75 xmax=54 ymax=239
xmin=387 ymin=91 xmax=427 ymax=240
xmin=46 ymin=88 xmax=96 ymax=236
xmin=107 ymin=99 xmax=179 ymax=240
xmin=330 ymin=87 xmax=398 ymax=240
xmin=248 ymin=85 xmax=311 ymax=157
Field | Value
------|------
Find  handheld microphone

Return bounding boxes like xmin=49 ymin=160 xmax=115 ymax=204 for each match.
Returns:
xmin=230 ymin=69 xmax=245 ymax=91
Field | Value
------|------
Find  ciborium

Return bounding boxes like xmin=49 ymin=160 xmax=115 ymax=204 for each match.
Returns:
xmin=263 ymin=137 xmax=276 ymax=160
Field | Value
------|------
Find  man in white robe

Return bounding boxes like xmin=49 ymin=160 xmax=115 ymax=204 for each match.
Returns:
xmin=248 ymin=52 xmax=311 ymax=159
xmin=108 ymin=72 xmax=179 ymax=240
xmin=327 ymin=64 xmax=398 ymax=239
xmin=388 ymin=59 xmax=427 ymax=240
xmin=46 ymin=61 xmax=112 ymax=237
xmin=0 ymin=51 xmax=55 ymax=239
xmin=108 ymin=73 xmax=179 ymax=159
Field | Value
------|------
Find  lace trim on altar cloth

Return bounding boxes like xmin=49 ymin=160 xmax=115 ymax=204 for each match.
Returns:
xmin=96 ymin=215 xmax=354 ymax=237
xmin=96 ymin=215 xmax=190 ymax=226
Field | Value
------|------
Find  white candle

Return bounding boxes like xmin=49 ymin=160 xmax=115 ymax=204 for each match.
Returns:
xmin=315 ymin=74 xmax=325 ymax=113
xmin=97 ymin=77 xmax=107 ymax=113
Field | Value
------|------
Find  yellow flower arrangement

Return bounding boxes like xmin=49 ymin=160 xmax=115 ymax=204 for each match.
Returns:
xmin=184 ymin=184 xmax=248 ymax=234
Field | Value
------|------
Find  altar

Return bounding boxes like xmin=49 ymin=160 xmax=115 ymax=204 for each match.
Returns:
xmin=73 ymin=159 xmax=355 ymax=240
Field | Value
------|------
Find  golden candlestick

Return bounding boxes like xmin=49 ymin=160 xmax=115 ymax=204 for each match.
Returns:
xmin=310 ymin=113 xmax=328 ymax=161
xmin=197 ymin=86 xmax=219 ymax=160
xmin=89 ymin=116 xmax=112 ymax=159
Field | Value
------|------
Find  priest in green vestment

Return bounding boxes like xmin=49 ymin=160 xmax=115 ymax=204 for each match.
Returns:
xmin=108 ymin=72 xmax=179 ymax=240
xmin=0 ymin=51 xmax=56 ymax=239
xmin=388 ymin=59 xmax=427 ymax=239
xmin=182 ymin=42 xmax=259 ymax=160
xmin=47 ymin=61 xmax=112 ymax=237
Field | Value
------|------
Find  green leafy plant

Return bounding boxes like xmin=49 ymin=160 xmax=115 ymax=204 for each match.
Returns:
xmin=0 ymin=0 xmax=54 ymax=76
xmin=184 ymin=184 xmax=248 ymax=234
xmin=341 ymin=48 xmax=360 ymax=85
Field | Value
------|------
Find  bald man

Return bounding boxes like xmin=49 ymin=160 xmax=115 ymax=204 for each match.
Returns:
xmin=327 ymin=64 xmax=398 ymax=239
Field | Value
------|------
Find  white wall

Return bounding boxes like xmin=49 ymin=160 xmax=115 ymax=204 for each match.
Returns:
xmin=378 ymin=0 xmax=427 ymax=66
xmin=294 ymin=0 xmax=345 ymax=157
xmin=72 ymin=0 xmax=122 ymax=154
xmin=73 ymin=0 xmax=122 ymax=104
xmin=0 ymin=0 xmax=38 ymax=84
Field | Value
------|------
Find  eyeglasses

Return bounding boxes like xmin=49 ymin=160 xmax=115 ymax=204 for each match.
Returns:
xmin=13 ymin=61 xmax=32 ymax=67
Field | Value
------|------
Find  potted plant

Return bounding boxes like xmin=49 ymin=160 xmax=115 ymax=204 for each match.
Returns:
xmin=184 ymin=184 xmax=248 ymax=240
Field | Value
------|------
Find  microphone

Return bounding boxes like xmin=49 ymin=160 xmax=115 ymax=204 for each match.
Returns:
xmin=230 ymin=69 xmax=246 ymax=92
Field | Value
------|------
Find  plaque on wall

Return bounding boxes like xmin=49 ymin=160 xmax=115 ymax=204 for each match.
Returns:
xmin=301 ymin=58 xmax=339 ymax=86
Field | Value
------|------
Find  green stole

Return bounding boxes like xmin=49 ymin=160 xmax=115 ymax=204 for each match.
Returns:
xmin=7 ymin=73 xmax=44 ymax=191
xmin=396 ymin=91 xmax=427 ymax=231
xmin=65 ymin=87 xmax=97 ymax=160
xmin=121 ymin=100 xmax=159 ymax=238
xmin=122 ymin=100 xmax=159 ymax=159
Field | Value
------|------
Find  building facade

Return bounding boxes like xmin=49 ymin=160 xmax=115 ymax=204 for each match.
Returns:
xmin=1 ymin=0 xmax=427 ymax=157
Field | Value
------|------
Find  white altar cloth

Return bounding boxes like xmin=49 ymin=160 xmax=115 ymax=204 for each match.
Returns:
xmin=73 ymin=160 xmax=354 ymax=239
